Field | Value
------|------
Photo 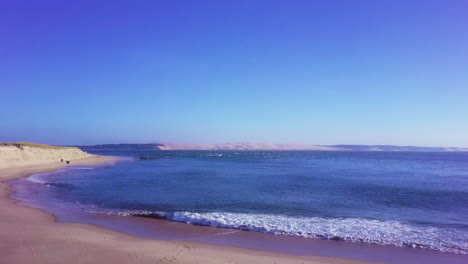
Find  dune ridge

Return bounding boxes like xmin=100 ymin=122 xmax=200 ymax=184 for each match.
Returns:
xmin=158 ymin=143 xmax=344 ymax=151
xmin=0 ymin=142 xmax=92 ymax=169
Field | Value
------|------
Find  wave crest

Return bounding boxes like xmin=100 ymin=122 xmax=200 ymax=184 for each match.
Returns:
xmin=83 ymin=208 xmax=468 ymax=254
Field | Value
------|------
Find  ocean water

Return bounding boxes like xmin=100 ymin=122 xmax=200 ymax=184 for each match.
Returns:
xmin=18 ymin=151 xmax=468 ymax=254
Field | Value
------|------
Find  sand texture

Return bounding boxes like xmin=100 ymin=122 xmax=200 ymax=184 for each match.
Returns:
xmin=0 ymin=144 xmax=91 ymax=169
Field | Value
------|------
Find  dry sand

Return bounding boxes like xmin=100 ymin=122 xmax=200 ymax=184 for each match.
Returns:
xmin=0 ymin=155 xmax=377 ymax=264
xmin=0 ymin=144 xmax=92 ymax=169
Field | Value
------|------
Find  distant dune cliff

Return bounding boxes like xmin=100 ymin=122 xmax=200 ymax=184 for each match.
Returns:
xmin=158 ymin=143 xmax=343 ymax=151
xmin=0 ymin=142 xmax=91 ymax=169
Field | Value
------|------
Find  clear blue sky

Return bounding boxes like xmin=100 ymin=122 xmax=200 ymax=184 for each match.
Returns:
xmin=1 ymin=0 xmax=467 ymax=146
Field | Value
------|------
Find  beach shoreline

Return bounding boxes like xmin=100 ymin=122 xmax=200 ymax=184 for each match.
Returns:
xmin=0 ymin=155 xmax=376 ymax=264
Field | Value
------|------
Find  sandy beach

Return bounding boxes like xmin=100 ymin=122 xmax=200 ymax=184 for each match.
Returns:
xmin=0 ymin=154 xmax=376 ymax=264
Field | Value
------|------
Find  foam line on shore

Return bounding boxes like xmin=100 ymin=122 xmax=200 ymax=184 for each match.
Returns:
xmin=63 ymin=205 xmax=468 ymax=255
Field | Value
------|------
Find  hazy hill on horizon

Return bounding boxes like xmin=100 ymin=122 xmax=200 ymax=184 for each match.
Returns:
xmin=77 ymin=143 xmax=164 ymax=150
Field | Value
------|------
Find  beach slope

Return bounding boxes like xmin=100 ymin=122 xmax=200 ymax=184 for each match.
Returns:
xmin=0 ymin=142 xmax=93 ymax=169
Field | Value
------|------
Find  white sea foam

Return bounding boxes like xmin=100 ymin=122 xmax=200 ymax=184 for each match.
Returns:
xmin=27 ymin=174 xmax=47 ymax=184
xmin=204 ymin=153 xmax=225 ymax=157
xmin=26 ymin=171 xmax=63 ymax=184
xmin=82 ymin=208 xmax=468 ymax=254
xmin=26 ymin=165 xmax=100 ymax=183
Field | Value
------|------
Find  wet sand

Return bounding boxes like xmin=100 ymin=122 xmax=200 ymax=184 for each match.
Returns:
xmin=0 ymin=155 xmax=376 ymax=264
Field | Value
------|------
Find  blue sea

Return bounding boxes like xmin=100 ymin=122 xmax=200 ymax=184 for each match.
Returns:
xmin=17 ymin=151 xmax=468 ymax=254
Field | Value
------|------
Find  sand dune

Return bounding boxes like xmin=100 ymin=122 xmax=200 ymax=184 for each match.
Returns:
xmin=159 ymin=143 xmax=344 ymax=151
xmin=0 ymin=143 xmax=92 ymax=169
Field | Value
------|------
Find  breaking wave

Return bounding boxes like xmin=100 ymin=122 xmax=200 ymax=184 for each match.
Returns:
xmin=81 ymin=208 xmax=468 ymax=254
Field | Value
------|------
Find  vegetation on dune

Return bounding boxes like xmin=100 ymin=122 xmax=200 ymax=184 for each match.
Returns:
xmin=0 ymin=142 xmax=78 ymax=150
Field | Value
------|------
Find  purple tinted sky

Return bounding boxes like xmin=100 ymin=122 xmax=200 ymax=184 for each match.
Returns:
xmin=1 ymin=0 xmax=467 ymax=146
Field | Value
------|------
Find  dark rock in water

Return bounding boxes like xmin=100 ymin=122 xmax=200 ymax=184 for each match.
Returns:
xmin=66 ymin=160 xmax=70 ymax=164
xmin=140 ymin=156 xmax=158 ymax=160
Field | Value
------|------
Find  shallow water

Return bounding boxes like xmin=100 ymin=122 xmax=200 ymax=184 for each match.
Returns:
xmin=14 ymin=150 xmax=468 ymax=255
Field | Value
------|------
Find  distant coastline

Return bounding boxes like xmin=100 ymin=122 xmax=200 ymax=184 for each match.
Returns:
xmin=75 ymin=143 xmax=468 ymax=152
